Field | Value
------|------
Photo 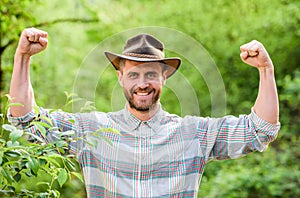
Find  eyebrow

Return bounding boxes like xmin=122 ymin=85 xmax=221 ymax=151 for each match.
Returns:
xmin=127 ymin=71 xmax=138 ymax=76
xmin=145 ymin=71 xmax=159 ymax=75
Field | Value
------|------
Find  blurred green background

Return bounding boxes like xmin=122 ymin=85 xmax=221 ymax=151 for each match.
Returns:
xmin=1 ymin=0 xmax=299 ymax=197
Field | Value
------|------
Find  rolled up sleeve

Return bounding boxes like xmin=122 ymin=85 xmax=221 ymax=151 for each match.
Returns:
xmin=249 ymin=108 xmax=280 ymax=144
xmin=7 ymin=109 xmax=37 ymax=128
xmin=7 ymin=107 xmax=78 ymax=143
xmin=205 ymin=108 xmax=280 ymax=161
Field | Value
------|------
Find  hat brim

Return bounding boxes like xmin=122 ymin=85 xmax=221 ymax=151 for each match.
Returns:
xmin=105 ymin=51 xmax=181 ymax=78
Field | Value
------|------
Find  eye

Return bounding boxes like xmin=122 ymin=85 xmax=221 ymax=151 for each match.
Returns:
xmin=146 ymin=72 xmax=157 ymax=79
xmin=127 ymin=72 xmax=138 ymax=79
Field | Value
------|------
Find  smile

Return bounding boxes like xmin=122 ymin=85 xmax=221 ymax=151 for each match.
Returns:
xmin=134 ymin=90 xmax=153 ymax=96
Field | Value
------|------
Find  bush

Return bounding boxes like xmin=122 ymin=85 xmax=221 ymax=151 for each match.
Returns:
xmin=0 ymin=95 xmax=84 ymax=198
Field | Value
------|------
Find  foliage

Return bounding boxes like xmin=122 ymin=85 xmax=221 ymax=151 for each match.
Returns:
xmin=0 ymin=93 xmax=120 ymax=197
xmin=0 ymin=0 xmax=99 ymax=112
xmin=278 ymin=70 xmax=300 ymax=137
xmin=0 ymin=95 xmax=84 ymax=197
xmin=0 ymin=0 xmax=37 ymax=54
xmin=0 ymin=0 xmax=299 ymax=197
xmin=199 ymin=141 xmax=300 ymax=198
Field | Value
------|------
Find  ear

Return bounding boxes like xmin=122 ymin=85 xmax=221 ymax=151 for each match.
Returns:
xmin=117 ymin=70 xmax=123 ymax=86
xmin=162 ymin=70 xmax=168 ymax=86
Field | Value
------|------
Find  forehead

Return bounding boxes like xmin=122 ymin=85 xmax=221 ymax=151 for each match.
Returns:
xmin=123 ymin=60 xmax=163 ymax=72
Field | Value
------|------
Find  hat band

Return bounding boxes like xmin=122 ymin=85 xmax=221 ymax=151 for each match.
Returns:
xmin=123 ymin=52 xmax=163 ymax=59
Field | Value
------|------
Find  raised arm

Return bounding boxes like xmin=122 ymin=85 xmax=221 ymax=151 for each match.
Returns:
xmin=240 ymin=40 xmax=279 ymax=124
xmin=9 ymin=28 xmax=48 ymax=117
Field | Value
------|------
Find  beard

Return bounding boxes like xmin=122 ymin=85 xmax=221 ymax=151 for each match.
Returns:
xmin=124 ymin=87 xmax=161 ymax=112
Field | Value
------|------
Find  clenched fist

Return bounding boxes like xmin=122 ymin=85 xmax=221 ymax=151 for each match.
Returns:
xmin=240 ymin=40 xmax=273 ymax=70
xmin=16 ymin=28 xmax=48 ymax=56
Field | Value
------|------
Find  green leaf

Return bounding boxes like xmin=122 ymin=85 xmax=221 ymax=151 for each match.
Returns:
xmin=47 ymin=153 xmax=64 ymax=159
xmin=1 ymin=167 xmax=13 ymax=184
xmin=2 ymin=160 xmax=19 ymax=167
xmin=68 ymin=119 xmax=76 ymax=124
xmin=98 ymin=135 xmax=113 ymax=146
xmin=40 ymin=115 xmax=53 ymax=126
xmin=0 ymin=138 xmax=6 ymax=144
xmin=65 ymin=97 xmax=83 ymax=107
xmin=98 ymin=127 xmax=121 ymax=135
xmin=36 ymin=181 xmax=50 ymax=187
xmin=57 ymin=147 xmax=66 ymax=154
xmin=55 ymin=140 xmax=68 ymax=148
xmin=65 ymin=158 xmax=76 ymax=171
xmin=2 ymin=124 xmax=16 ymax=132
xmin=9 ymin=129 xmax=23 ymax=143
xmin=27 ymin=156 xmax=39 ymax=176
xmin=71 ymin=171 xmax=84 ymax=183
xmin=90 ymin=132 xmax=113 ymax=146
xmin=39 ymin=156 xmax=60 ymax=167
xmin=84 ymin=136 xmax=99 ymax=148
xmin=57 ymin=169 xmax=68 ymax=187
xmin=64 ymin=91 xmax=77 ymax=99
xmin=0 ymin=151 xmax=3 ymax=165
xmin=4 ymin=150 xmax=21 ymax=157
xmin=24 ymin=132 xmax=45 ymax=143
xmin=8 ymin=102 xmax=24 ymax=107
xmin=50 ymin=189 xmax=60 ymax=197
xmin=58 ymin=130 xmax=75 ymax=137
xmin=34 ymin=123 xmax=47 ymax=137
xmin=6 ymin=140 xmax=20 ymax=147
xmin=33 ymin=106 xmax=40 ymax=116
xmin=4 ymin=94 xmax=12 ymax=101
xmin=31 ymin=121 xmax=51 ymax=129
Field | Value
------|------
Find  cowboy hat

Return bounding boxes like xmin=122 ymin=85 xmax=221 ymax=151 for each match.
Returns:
xmin=104 ymin=34 xmax=181 ymax=78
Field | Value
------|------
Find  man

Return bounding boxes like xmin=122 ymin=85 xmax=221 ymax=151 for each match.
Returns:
xmin=9 ymin=28 xmax=280 ymax=197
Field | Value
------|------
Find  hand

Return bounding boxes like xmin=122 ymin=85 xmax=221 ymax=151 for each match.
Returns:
xmin=16 ymin=28 xmax=48 ymax=56
xmin=240 ymin=40 xmax=273 ymax=70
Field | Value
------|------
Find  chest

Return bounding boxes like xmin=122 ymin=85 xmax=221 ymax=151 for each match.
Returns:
xmin=78 ymin=123 xmax=206 ymax=197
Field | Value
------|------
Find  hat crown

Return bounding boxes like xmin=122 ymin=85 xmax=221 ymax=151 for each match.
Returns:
xmin=104 ymin=33 xmax=181 ymax=78
xmin=122 ymin=34 xmax=165 ymax=59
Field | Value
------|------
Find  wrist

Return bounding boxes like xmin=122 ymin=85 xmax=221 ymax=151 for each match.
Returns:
xmin=258 ymin=65 xmax=274 ymax=75
xmin=14 ymin=51 xmax=31 ymax=72
xmin=15 ymin=49 xmax=32 ymax=59
xmin=14 ymin=51 xmax=31 ymax=63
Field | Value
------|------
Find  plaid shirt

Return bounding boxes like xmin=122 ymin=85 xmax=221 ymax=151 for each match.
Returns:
xmin=8 ymin=105 xmax=280 ymax=197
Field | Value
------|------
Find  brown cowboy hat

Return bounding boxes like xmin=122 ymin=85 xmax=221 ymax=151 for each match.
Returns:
xmin=104 ymin=34 xmax=181 ymax=78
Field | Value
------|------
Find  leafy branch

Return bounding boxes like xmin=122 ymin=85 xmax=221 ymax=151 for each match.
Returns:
xmin=0 ymin=94 xmax=120 ymax=197
xmin=33 ymin=18 xmax=99 ymax=28
xmin=0 ymin=17 xmax=99 ymax=56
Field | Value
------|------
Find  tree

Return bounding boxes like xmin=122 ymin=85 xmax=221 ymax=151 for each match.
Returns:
xmin=0 ymin=1 xmax=99 ymax=197
xmin=1 ymin=0 xmax=299 ymax=197
xmin=0 ymin=0 xmax=99 ymax=111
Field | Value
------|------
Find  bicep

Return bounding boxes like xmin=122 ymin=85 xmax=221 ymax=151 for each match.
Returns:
xmin=199 ymin=114 xmax=258 ymax=161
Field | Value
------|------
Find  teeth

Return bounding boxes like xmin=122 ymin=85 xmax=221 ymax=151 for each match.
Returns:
xmin=136 ymin=92 xmax=149 ymax=96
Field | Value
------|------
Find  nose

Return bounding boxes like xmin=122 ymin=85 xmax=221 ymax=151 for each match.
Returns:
xmin=137 ymin=76 xmax=149 ymax=89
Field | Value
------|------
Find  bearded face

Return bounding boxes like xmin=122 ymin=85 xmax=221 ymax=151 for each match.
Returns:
xmin=118 ymin=61 xmax=167 ymax=112
xmin=125 ymin=82 xmax=161 ymax=112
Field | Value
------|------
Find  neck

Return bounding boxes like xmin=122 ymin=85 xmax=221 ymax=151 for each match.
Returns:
xmin=127 ymin=103 xmax=160 ymax=121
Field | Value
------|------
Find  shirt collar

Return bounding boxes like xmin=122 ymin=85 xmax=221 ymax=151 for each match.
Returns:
xmin=124 ymin=103 xmax=165 ymax=134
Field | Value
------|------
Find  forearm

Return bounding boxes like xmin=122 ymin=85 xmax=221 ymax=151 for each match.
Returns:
xmin=9 ymin=53 xmax=35 ymax=117
xmin=8 ymin=28 xmax=48 ymax=117
xmin=253 ymin=67 xmax=279 ymax=124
